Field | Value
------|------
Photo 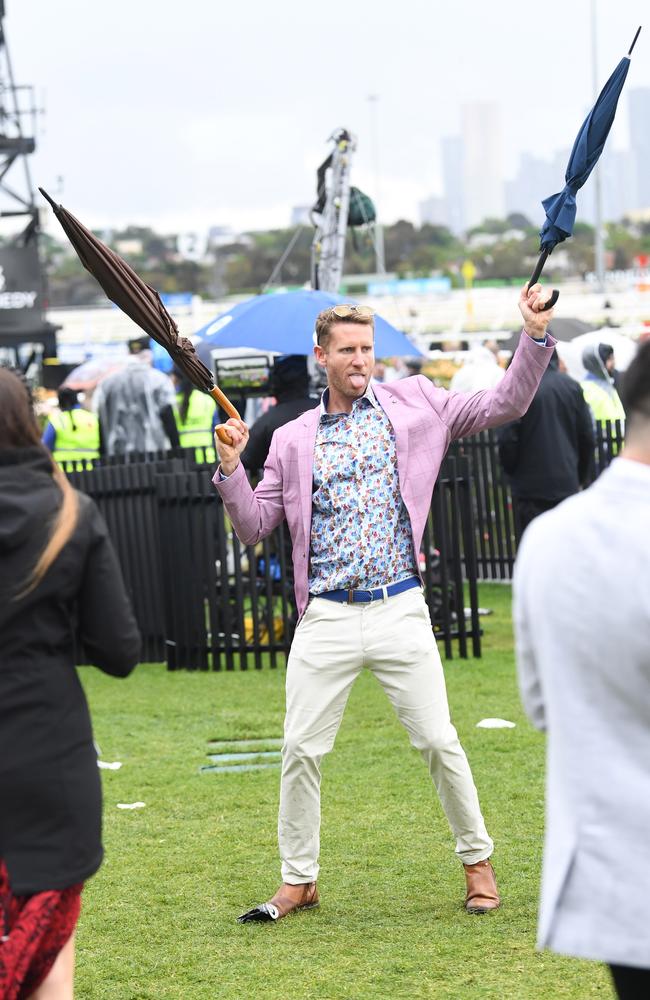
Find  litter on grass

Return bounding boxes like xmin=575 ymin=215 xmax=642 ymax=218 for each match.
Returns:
xmin=207 ymin=738 xmax=283 ymax=751
xmin=207 ymin=751 xmax=281 ymax=764
xmin=200 ymin=763 xmax=281 ymax=775
xmin=476 ymin=718 xmax=516 ymax=729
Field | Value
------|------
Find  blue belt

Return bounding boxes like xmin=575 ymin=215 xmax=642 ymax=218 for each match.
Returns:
xmin=314 ymin=576 xmax=420 ymax=605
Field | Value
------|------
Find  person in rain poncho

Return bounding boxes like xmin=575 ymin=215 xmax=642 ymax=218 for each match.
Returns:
xmin=580 ymin=343 xmax=626 ymax=425
xmin=449 ymin=342 xmax=505 ymax=394
xmin=93 ymin=336 xmax=180 ymax=456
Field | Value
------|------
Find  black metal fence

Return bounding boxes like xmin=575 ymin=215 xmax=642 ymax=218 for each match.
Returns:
xmin=62 ymin=420 xmax=622 ymax=668
xmin=64 ymin=450 xmax=481 ymax=668
xmin=448 ymin=420 xmax=623 ymax=580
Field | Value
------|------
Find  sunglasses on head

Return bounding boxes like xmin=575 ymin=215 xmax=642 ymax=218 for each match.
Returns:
xmin=330 ymin=304 xmax=375 ymax=319
xmin=313 ymin=304 xmax=375 ymax=346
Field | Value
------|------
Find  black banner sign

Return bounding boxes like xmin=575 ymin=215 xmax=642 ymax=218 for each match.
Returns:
xmin=0 ymin=241 xmax=44 ymax=331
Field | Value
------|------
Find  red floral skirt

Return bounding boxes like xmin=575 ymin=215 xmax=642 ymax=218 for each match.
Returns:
xmin=0 ymin=860 xmax=82 ymax=1000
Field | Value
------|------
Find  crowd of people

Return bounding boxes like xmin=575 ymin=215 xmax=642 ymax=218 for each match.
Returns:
xmin=39 ymin=328 xmax=629 ymax=488
xmin=1 ymin=283 xmax=648 ymax=998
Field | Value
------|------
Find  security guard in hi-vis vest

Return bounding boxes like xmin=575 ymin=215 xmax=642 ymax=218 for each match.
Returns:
xmin=42 ymin=387 xmax=100 ymax=465
xmin=172 ymin=369 xmax=216 ymax=462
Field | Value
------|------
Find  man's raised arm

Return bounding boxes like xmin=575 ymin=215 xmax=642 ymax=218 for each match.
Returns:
xmin=420 ymin=282 xmax=557 ymax=441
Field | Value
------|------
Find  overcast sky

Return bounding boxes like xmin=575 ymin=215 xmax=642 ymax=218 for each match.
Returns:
xmin=7 ymin=0 xmax=650 ymax=236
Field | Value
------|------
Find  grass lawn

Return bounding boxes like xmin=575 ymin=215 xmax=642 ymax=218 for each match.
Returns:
xmin=77 ymin=584 xmax=611 ymax=999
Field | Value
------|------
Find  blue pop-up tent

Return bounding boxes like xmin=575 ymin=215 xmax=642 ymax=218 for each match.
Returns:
xmin=194 ymin=289 xmax=423 ymax=358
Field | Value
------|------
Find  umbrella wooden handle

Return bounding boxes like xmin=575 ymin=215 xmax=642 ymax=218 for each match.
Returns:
xmin=209 ymin=385 xmax=240 ymax=420
xmin=215 ymin=424 xmax=234 ymax=445
xmin=209 ymin=385 xmax=241 ymax=446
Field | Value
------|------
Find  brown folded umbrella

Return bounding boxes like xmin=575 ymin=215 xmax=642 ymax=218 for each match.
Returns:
xmin=39 ymin=188 xmax=238 ymax=445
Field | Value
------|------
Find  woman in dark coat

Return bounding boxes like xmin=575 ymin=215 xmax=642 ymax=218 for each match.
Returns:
xmin=0 ymin=368 xmax=141 ymax=999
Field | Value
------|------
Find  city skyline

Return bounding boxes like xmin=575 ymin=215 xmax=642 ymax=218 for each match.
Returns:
xmin=5 ymin=0 xmax=648 ymax=236
xmin=419 ymin=87 xmax=650 ymax=235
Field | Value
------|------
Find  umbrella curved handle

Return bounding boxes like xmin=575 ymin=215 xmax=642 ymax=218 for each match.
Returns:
xmin=215 ymin=424 xmax=234 ymax=445
xmin=539 ymin=289 xmax=560 ymax=312
xmin=528 ymin=250 xmax=560 ymax=311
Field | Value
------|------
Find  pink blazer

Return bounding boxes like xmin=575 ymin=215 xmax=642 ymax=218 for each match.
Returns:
xmin=214 ymin=331 xmax=556 ymax=617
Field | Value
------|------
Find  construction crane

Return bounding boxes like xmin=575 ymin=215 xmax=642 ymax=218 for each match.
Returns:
xmin=310 ymin=128 xmax=356 ymax=294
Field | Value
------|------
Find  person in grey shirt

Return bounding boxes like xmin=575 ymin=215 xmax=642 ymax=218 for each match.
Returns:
xmin=94 ymin=336 xmax=179 ymax=456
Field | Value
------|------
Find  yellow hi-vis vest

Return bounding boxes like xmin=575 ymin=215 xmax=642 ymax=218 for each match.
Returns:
xmin=174 ymin=390 xmax=216 ymax=462
xmin=580 ymin=380 xmax=626 ymax=423
xmin=50 ymin=408 xmax=100 ymax=464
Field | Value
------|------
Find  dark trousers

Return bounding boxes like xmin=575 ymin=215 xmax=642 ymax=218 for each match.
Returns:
xmin=609 ymin=964 xmax=650 ymax=999
xmin=514 ymin=496 xmax=564 ymax=541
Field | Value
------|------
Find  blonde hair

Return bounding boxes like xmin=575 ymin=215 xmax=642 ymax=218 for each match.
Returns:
xmin=314 ymin=306 xmax=374 ymax=349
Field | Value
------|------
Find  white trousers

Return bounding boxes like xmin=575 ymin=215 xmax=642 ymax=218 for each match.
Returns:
xmin=279 ymin=587 xmax=493 ymax=884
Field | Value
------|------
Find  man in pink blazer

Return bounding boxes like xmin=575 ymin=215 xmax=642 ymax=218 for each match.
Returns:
xmin=214 ymin=284 xmax=556 ymax=924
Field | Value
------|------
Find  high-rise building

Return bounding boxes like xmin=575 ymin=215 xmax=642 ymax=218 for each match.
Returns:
xmin=441 ymin=136 xmax=464 ymax=234
xmin=505 ymin=152 xmax=559 ymax=226
xmin=590 ymin=149 xmax=637 ymax=224
xmin=628 ymin=88 xmax=650 ymax=210
xmin=418 ymin=195 xmax=447 ymax=227
xmin=461 ymin=102 xmax=505 ymax=229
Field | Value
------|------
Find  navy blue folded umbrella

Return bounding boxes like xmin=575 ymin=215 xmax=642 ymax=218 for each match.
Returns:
xmin=529 ymin=26 xmax=641 ymax=311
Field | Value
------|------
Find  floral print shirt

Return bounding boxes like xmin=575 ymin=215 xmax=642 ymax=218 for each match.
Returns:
xmin=309 ymin=384 xmax=417 ymax=593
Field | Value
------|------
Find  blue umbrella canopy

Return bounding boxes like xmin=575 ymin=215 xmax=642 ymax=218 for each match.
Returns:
xmin=194 ymin=289 xmax=423 ymax=358
xmin=528 ymin=26 xmax=641 ymax=308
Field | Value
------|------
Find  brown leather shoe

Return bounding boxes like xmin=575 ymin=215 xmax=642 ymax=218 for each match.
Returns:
xmin=237 ymin=882 xmax=319 ymax=923
xmin=464 ymin=859 xmax=500 ymax=914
